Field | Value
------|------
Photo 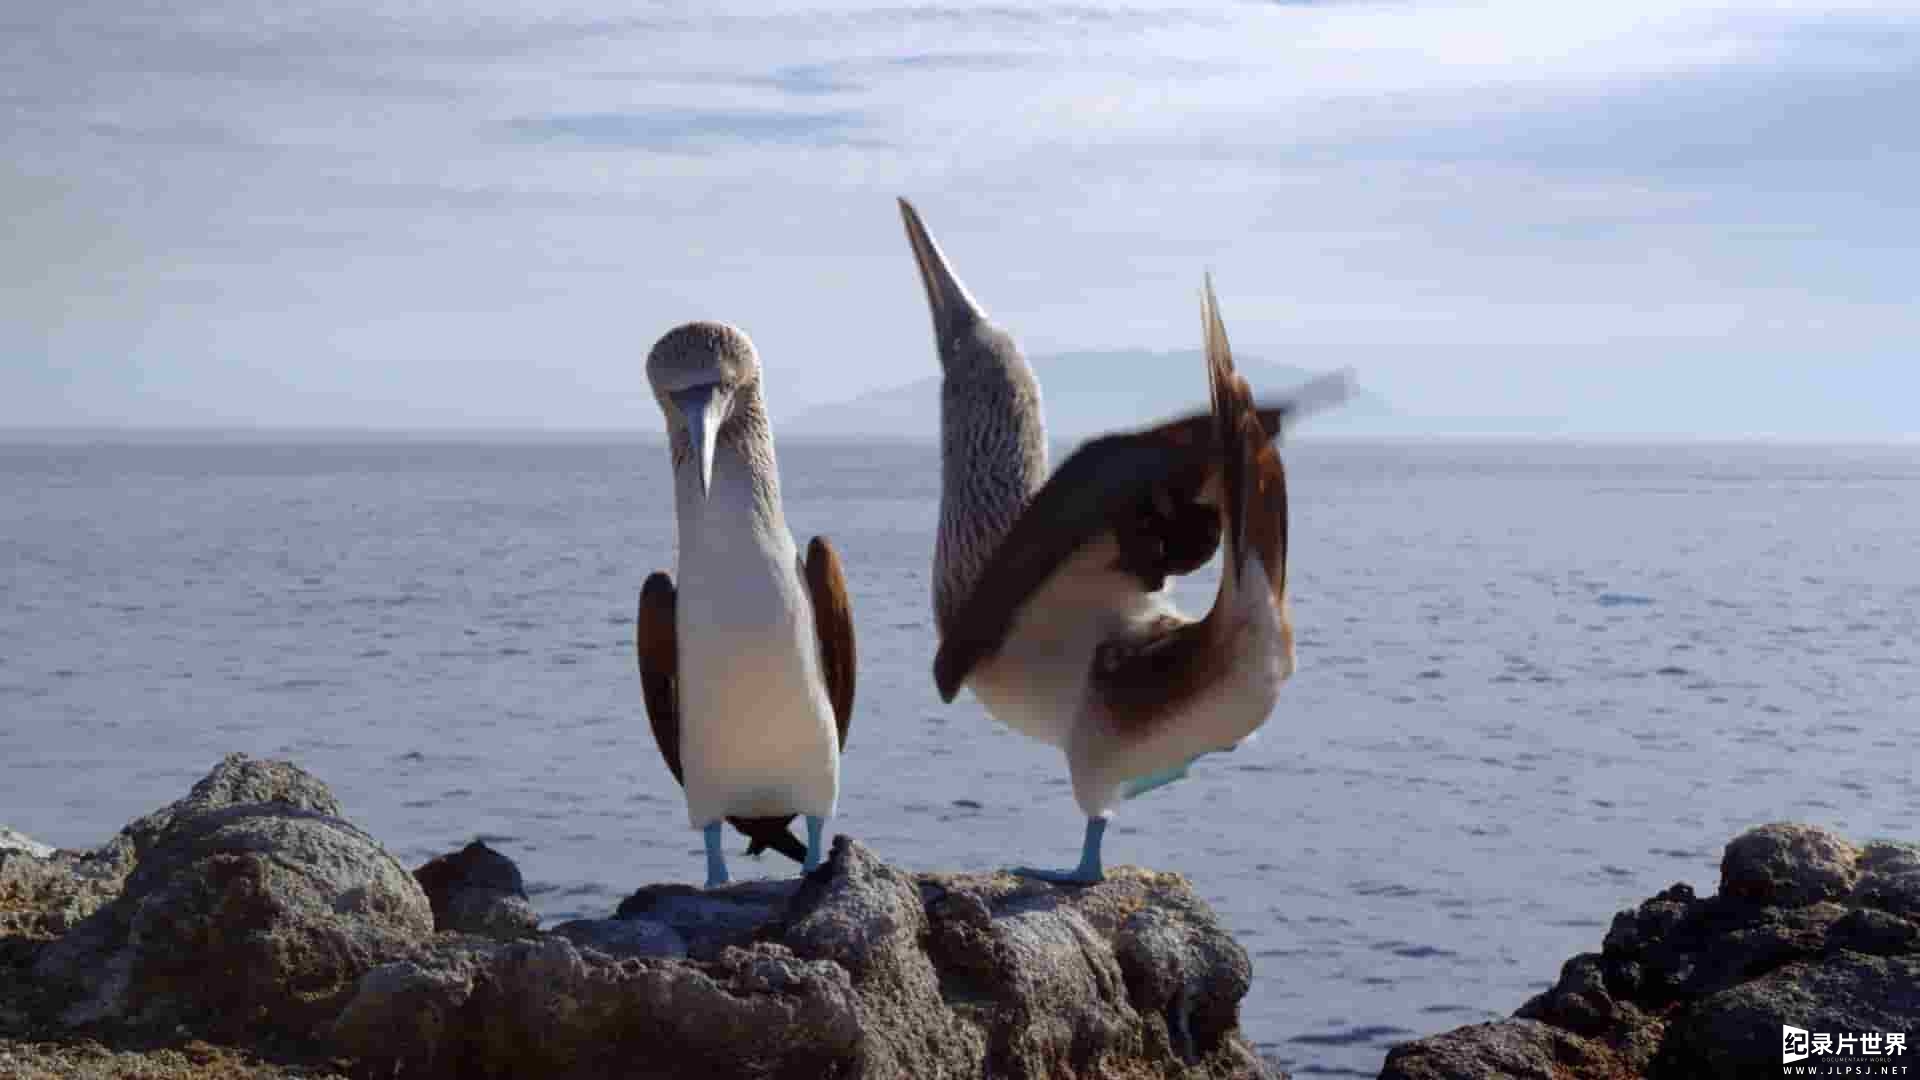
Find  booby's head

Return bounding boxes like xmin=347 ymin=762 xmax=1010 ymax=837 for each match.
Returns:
xmin=898 ymin=198 xmax=1025 ymax=381
xmin=646 ymin=321 xmax=762 ymax=499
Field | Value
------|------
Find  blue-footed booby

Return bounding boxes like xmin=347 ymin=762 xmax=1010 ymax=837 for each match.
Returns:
xmin=899 ymin=198 xmax=1347 ymax=882
xmin=635 ymin=321 xmax=855 ymax=888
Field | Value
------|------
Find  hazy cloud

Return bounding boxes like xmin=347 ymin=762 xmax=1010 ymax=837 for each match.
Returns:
xmin=2 ymin=0 xmax=1915 ymax=436
xmin=520 ymin=109 xmax=874 ymax=149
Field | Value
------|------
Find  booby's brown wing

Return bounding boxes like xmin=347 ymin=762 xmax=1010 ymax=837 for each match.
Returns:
xmin=931 ymin=317 xmax=1340 ymax=704
xmin=636 ymin=572 xmax=808 ymax=863
xmin=1091 ymin=277 xmax=1294 ymax=728
xmin=930 ymin=430 xmax=1196 ymax=703
xmin=637 ymin=572 xmax=684 ymax=782
xmin=803 ymin=537 xmax=856 ymax=749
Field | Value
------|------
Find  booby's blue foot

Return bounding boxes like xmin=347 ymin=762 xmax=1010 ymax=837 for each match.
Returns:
xmin=1119 ymin=747 xmax=1242 ymax=802
xmin=1120 ymin=760 xmax=1195 ymax=800
xmin=703 ymin=821 xmax=730 ymax=888
xmin=803 ymin=816 xmax=826 ymax=874
xmin=1014 ymin=817 xmax=1107 ymax=884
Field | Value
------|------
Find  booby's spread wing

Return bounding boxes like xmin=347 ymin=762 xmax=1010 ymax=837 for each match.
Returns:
xmin=802 ymin=537 xmax=857 ymax=749
xmin=1091 ymin=279 xmax=1294 ymax=728
xmin=931 ymin=291 xmax=1343 ymax=704
xmin=636 ymin=572 xmax=809 ymax=862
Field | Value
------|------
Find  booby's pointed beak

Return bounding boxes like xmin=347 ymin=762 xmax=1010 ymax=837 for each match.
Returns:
xmin=671 ymin=385 xmax=722 ymax=499
xmin=898 ymin=198 xmax=987 ymax=338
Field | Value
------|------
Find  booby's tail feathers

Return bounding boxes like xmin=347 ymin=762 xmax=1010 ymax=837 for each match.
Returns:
xmin=1203 ymin=276 xmax=1252 ymax=586
xmin=733 ymin=816 xmax=808 ymax=862
xmin=1202 ymin=276 xmax=1289 ymax=600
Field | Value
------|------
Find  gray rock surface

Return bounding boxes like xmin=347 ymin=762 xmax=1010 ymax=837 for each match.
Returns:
xmin=6 ymin=755 xmax=1275 ymax=1079
xmin=1373 ymin=1019 xmax=1627 ymax=1080
xmin=551 ymin=912 xmax=688 ymax=959
xmin=413 ymin=840 xmax=540 ymax=940
xmin=1381 ymin=822 xmax=1920 ymax=1080
xmin=0 ymin=827 xmax=54 ymax=861
xmin=1 ymin=840 xmax=123 ymax=941
xmin=1721 ymin=822 xmax=1861 ymax=907
xmin=12 ymin=762 xmax=1912 ymax=1080
xmin=615 ymin=877 xmax=797 ymax=953
xmin=1660 ymin=952 xmax=1920 ymax=1077
xmin=0 ymin=1038 xmax=350 ymax=1079
xmin=334 ymin=837 xmax=1275 ymax=1078
xmin=31 ymin=753 xmax=433 ymax=1038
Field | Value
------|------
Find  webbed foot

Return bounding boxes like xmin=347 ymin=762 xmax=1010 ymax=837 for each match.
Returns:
xmin=1013 ymin=864 xmax=1104 ymax=884
xmin=1011 ymin=817 xmax=1107 ymax=884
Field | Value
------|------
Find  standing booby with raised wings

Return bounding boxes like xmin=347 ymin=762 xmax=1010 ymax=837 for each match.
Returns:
xmin=900 ymin=199 xmax=1345 ymax=882
xmin=635 ymin=321 xmax=855 ymax=888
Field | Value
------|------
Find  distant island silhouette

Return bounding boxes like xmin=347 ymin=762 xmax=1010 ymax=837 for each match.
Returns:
xmin=785 ymin=349 xmax=1399 ymax=441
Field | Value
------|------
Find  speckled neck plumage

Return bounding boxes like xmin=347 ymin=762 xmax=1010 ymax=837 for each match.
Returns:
xmin=897 ymin=199 xmax=1053 ymax=633
xmin=934 ymin=343 xmax=1048 ymax=634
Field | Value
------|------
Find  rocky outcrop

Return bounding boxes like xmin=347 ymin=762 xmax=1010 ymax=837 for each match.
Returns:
xmin=0 ymin=1038 xmax=350 ymax=1079
xmin=0 ymin=827 xmax=54 ymax=861
xmin=412 ymin=840 xmax=540 ymax=941
xmin=1 ymin=842 xmax=121 ymax=942
xmin=1381 ymin=823 xmax=1920 ymax=1080
xmin=23 ymin=758 xmax=1903 ymax=1080
xmin=30 ymin=754 xmax=434 ymax=1040
xmin=332 ymin=837 xmax=1271 ymax=1078
xmin=4 ymin=755 xmax=1275 ymax=1079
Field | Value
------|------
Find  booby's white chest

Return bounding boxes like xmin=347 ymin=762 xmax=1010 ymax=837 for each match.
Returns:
xmin=964 ymin=533 xmax=1172 ymax=747
xmin=672 ymin=452 xmax=839 ymax=826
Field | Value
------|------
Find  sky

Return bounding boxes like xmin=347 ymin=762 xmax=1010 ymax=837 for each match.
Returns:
xmin=3 ymin=1 xmax=1916 ymax=438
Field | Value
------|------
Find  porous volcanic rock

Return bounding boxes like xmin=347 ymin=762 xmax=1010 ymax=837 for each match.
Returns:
xmin=30 ymin=754 xmax=433 ymax=1040
xmin=412 ymin=840 xmax=540 ymax=941
xmin=7 ymin=754 xmax=1277 ymax=1078
xmin=0 ymin=827 xmax=54 ymax=861
xmin=333 ymin=837 xmax=1276 ymax=1079
xmin=1 ymin=836 xmax=122 ymax=942
xmin=1380 ymin=823 xmax=1919 ymax=1080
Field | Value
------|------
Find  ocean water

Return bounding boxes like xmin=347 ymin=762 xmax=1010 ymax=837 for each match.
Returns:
xmin=3 ymin=437 xmax=1917 ymax=1076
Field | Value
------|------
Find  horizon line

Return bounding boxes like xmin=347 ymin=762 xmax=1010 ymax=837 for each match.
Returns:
xmin=0 ymin=426 xmax=1913 ymax=449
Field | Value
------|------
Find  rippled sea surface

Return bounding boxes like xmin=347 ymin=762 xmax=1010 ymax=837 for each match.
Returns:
xmin=4 ymin=438 xmax=1917 ymax=1076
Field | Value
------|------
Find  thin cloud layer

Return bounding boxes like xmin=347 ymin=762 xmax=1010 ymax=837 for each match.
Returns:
xmin=2 ymin=1 xmax=1915 ymax=435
